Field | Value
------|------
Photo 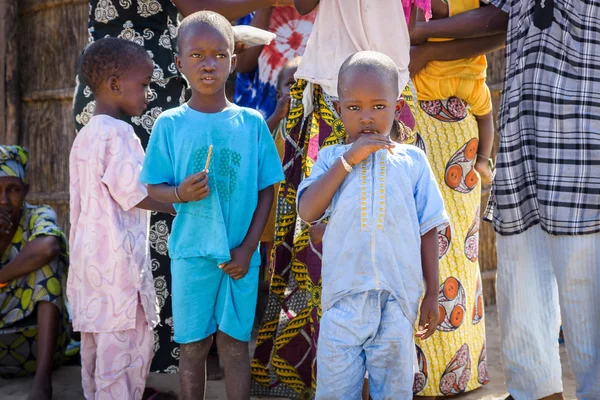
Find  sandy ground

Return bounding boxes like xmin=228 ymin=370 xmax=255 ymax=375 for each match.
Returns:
xmin=2 ymin=306 xmax=576 ymax=399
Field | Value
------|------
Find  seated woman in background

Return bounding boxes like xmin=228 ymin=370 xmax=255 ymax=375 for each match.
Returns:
xmin=0 ymin=146 xmax=69 ymax=400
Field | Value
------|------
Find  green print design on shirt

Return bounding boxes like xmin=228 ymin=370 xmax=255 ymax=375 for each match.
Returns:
xmin=192 ymin=146 xmax=242 ymax=201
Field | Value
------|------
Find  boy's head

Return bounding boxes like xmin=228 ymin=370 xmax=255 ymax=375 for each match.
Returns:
xmin=335 ymin=51 xmax=401 ymax=143
xmin=176 ymin=11 xmax=236 ymax=98
xmin=276 ymin=57 xmax=301 ymax=99
xmin=79 ymin=37 xmax=153 ymax=117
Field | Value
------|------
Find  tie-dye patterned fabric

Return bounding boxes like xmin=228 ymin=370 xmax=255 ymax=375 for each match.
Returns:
xmin=235 ymin=7 xmax=316 ymax=119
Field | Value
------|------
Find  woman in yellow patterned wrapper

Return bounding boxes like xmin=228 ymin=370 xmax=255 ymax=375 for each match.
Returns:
xmin=408 ymin=0 xmax=507 ymax=397
xmin=0 ymin=146 xmax=69 ymax=400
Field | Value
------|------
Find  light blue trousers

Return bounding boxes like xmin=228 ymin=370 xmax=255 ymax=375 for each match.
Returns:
xmin=316 ymin=290 xmax=415 ymax=400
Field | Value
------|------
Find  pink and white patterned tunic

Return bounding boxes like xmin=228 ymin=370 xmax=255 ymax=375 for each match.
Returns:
xmin=69 ymin=115 xmax=159 ymax=333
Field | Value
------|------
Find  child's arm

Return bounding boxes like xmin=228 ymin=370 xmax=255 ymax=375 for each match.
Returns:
xmin=298 ymin=134 xmax=395 ymax=222
xmin=171 ymin=0 xmax=293 ymax=20
xmin=415 ymin=227 xmax=440 ymax=340
xmin=474 ymin=112 xmax=495 ymax=186
xmin=147 ymin=171 xmax=209 ymax=204
xmin=236 ymin=7 xmax=273 ymax=74
xmin=135 ymin=196 xmax=176 ymax=214
xmin=411 ymin=148 xmax=448 ymax=340
xmin=309 ymin=221 xmax=327 ymax=245
xmin=266 ymin=94 xmax=291 ymax=132
xmin=294 ymin=0 xmax=319 ymax=15
xmin=221 ymin=185 xmax=274 ymax=280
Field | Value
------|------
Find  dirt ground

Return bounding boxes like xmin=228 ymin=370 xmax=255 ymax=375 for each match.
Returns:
xmin=1 ymin=306 xmax=576 ymax=400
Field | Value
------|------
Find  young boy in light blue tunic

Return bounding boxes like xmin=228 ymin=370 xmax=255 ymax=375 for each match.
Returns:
xmin=298 ymin=51 xmax=449 ymax=400
xmin=139 ymin=11 xmax=284 ymax=400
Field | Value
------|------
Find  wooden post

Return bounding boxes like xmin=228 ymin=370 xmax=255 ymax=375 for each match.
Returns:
xmin=1 ymin=0 xmax=19 ymax=144
xmin=478 ymin=48 xmax=505 ymax=305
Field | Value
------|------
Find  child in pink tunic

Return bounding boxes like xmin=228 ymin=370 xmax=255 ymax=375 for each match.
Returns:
xmin=68 ymin=38 xmax=175 ymax=400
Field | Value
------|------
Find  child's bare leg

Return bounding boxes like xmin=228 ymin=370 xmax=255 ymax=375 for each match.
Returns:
xmin=216 ymin=330 xmax=250 ymax=400
xmin=207 ymin=336 xmax=222 ymax=380
xmin=179 ymin=336 xmax=213 ymax=400
xmin=474 ymin=112 xmax=495 ymax=188
xmin=361 ymin=378 xmax=370 ymax=400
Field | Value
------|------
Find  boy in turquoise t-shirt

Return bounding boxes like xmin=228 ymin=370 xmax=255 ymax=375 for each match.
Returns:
xmin=140 ymin=11 xmax=283 ymax=400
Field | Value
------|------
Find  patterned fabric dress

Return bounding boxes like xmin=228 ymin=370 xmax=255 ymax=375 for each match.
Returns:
xmin=73 ymin=0 xmax=185 ymax=373
xmin=235 ymin=7 xmax=316 ymax=118
xmin=0 ymin=204 xmax=69 ymax=378
xmin=250 ymin=80 xmax=416 ymax=399
xmin=409 ymin=98 xmax=489 ymax=396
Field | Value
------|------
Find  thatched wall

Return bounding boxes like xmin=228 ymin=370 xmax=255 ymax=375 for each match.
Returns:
xmin=2 ymin=0 xmax=88 ymax=233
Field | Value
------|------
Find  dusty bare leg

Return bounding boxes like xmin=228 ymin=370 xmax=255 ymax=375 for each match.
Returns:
xmin=216 ymin=330 xmax=250 ymax=400
xmin=361 ymin=378 xmax=370 ymax=400
xmin=207 ymin=335 xmax=222 ymax=380
xmin=179 ymin=336 xmax=212 ymax=400
xmin=29 ymin=301 xmax=59 ymax=400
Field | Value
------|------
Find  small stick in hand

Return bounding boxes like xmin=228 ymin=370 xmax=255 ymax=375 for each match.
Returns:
xmin=204 ymin=145 xmax=213 ymax=171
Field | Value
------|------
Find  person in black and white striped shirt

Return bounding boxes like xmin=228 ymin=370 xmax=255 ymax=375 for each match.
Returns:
xmin=485 ymin=1 xmax=600 ymax=399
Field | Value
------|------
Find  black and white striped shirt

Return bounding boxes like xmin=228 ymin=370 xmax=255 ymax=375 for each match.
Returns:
xmin=485 ymin=0 xmax=600 ymax=236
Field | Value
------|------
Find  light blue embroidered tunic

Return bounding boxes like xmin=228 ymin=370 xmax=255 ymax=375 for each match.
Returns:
xmin=298 ymin=144 xmax=449 ymax=323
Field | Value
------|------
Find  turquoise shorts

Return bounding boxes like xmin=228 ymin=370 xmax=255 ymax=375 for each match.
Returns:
xmin=171 ymin=257 xmax=259 ymax=344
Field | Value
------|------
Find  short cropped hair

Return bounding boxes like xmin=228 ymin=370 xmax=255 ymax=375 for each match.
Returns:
xmin=338 ymin=51 xmax=400 ymax=98
xmin=79 ymin=37 xmax=151 ymax=92
xmin=277 ymin=56 xmax=302 ymax=91
xmin=177 ymin=11 xmax=234 ymax=52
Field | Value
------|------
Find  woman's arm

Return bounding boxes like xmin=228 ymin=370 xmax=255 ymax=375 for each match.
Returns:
xmin=410 ymin=33 xmax=506 ymax=77
xmin=294 ymin=0 xmax=319 ymax=15
xmin=411 ymin=5 xmax=508 ymax=44
xmin=172 ymin=0 xmax=288 ymax=19
xmin=0 ymin=236 xmax=61 ymax=283
xmin=235 ymin=7 xmax=274 ymax=74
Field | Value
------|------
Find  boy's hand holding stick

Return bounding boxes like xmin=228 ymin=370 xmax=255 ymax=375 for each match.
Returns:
xmin=175 ymin=145 xmax=213 ymax=203
xmin=343 ymin=134 xmax=395 ymax=166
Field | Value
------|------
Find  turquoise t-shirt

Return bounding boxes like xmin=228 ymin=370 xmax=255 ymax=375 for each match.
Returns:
xmin=140 ymin=103 xmax=284 ymax=265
